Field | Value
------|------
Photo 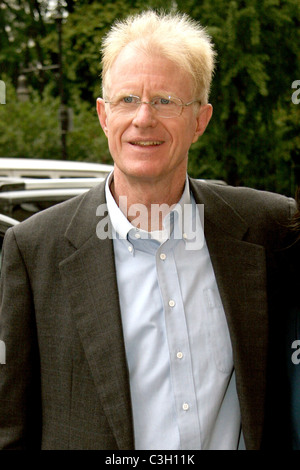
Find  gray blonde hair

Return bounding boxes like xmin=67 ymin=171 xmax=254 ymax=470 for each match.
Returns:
xmin=101 ymin=10 xmax=217 ymax=105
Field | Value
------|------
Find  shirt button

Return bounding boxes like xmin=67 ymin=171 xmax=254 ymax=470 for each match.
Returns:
xmin=160 ymin=253 xmax=166 ymax=260
xmin=135 ymin=232 xmax=141 ymax=239
xmin=128 ymin=246 xmax=133 ymax=253
xmin=182 ymin=403 xmax=189 ymax=411
xmin=177 ymin=351 xmax=183 ymax=359
xmin=168 ymin=300 xmax=176 ymax=308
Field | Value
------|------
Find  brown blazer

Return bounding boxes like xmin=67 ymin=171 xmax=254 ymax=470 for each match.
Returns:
xmin=0 ymin=178 xmax=295 ymax=450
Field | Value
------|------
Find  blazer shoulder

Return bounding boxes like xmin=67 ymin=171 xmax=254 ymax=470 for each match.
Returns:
xmin=189 ymin=179 xmax=296 ymax=249
xmin=12 ymin=180 xmax=106 ymax=237
xmin=190 ymin=178 xmax=296 ymax=223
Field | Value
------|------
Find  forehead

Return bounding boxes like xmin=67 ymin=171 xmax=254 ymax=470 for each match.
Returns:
xmin=107 ymin=44 xmax=194 ymax=98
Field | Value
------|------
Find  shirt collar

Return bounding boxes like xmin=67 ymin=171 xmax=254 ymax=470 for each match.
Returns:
xmin=105 ymin=171 xmax=132 ymax=240
xmin=105 ymin=171 xmax=201 ymax=247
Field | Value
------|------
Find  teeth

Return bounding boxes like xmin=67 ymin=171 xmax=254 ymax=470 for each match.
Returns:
xmin=132 ymin=141 xmax=162 ymax=146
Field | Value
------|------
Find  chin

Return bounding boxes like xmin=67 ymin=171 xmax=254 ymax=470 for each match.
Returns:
xmin=118 ymin=161 xmax=167 ymax=181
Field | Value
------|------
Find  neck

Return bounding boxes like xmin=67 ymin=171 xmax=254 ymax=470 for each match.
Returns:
xmin=110 ymin=170 xmax=186 ymax=232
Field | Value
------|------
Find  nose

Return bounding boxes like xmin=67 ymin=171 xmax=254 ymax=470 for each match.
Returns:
xmin=132 ymin=102 xmax=157 ymax=127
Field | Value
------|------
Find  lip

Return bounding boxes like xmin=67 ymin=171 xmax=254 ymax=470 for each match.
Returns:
xmin=128 ymin=140 xmax=164 ymax=147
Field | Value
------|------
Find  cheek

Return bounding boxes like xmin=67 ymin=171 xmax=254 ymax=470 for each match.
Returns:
xmin=107 ymin=115 xmax=129 ymax=139
xmin=171 ymin=124 xmax=195 ymax=150
xmin=106 ymin=117 xmax=119 ymax=140
xmin=106 ymin=121 xmax=127 ymax=156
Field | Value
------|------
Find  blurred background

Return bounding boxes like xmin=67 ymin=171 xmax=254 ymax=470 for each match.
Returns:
xmin=0 ymin=0 xmax=299 ymax=196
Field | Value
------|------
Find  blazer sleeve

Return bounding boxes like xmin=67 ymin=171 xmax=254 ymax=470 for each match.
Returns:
xmin=0 ymin=227 xmax=41 ymax=449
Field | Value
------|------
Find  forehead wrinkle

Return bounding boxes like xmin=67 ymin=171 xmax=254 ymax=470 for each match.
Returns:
xmin=112 ymin=89 xmax=179 ymax=101
xmin=107 ymin=46 xmax=195 ymax=102
xmin=109 ymin=72 xmax=171 ymax=94
xmin=108 ymin=72 xmax=182 ymax=100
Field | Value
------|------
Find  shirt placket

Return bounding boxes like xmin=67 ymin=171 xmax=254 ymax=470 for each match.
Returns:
xmin=156 ymin=239 xmax=202 ymax=450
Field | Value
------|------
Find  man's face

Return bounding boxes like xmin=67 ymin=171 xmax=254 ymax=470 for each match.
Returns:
xmin=97 ymin=45 xmax=212 ymax=185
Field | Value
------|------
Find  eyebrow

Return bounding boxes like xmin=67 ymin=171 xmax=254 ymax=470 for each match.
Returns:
xmin=110 ymin=90 xmax=179 ymax=100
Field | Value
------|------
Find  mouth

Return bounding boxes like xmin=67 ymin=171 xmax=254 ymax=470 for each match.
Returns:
xmin=130 ymin=141 xmax=164 ymax=147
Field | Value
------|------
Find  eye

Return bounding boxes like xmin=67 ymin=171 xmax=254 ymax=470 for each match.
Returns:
xmin=121 ymin=95 xmax=140 ymax=105
xmin=153 ymin=97 xmax=171 ymax=105
xmin=123 ymin=96 xmax=134 ymax=103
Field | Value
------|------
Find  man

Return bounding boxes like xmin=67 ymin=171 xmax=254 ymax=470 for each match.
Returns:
xmin=0 ymin=10 xmax=295 ymax=450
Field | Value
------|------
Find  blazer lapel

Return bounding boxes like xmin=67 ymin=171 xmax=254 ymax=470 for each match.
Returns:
xmin=190 ymin=179 xmax=268 ymax=449
xmin=59 ymin=181 xmax=134 ymax=449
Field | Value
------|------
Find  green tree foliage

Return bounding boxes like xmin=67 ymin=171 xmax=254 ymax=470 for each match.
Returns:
xmin=0 ymin=77 xmax=111 ymax=162
xmin=0 ymin=0 xmax=55 ymax=93
xmin=0 ymin=0 xmax=299 ymax=195
xmin=177 ymin=0 xmax=300 ymax=195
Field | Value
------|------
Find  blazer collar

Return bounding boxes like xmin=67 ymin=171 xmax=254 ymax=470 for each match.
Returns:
xmin=189 ymin=177 xmax=248 ymax=240
xmin=64 ymin=179 xmax=108 ymax=249
xmin=65 ymin=177 xmax=249 ymax=248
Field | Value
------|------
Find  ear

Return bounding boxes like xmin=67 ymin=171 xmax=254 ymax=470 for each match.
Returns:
xmin=96 ymin=98 xmax=109 ymax=137
xmin=192 ymin=104 xmax=213 ymax=143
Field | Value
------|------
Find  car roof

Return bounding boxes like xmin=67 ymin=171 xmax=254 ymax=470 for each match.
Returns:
xmin=0 ymin=158 xmax=113 ymax=178
xmin=0 ymin=158 xmax=113 ymax=172
xmin=0 ymin=187 xmax=89 ymax=203
xmin=0 ymin=177 xmax=105 ymax=191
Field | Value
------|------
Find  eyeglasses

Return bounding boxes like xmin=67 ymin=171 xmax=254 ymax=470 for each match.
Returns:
xmin=104 ymin=95 xmax=201 ymax=119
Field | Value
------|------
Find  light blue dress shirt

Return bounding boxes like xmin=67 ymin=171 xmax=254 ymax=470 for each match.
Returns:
xmin=105 ymin=173 xmax=244 ymax=450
